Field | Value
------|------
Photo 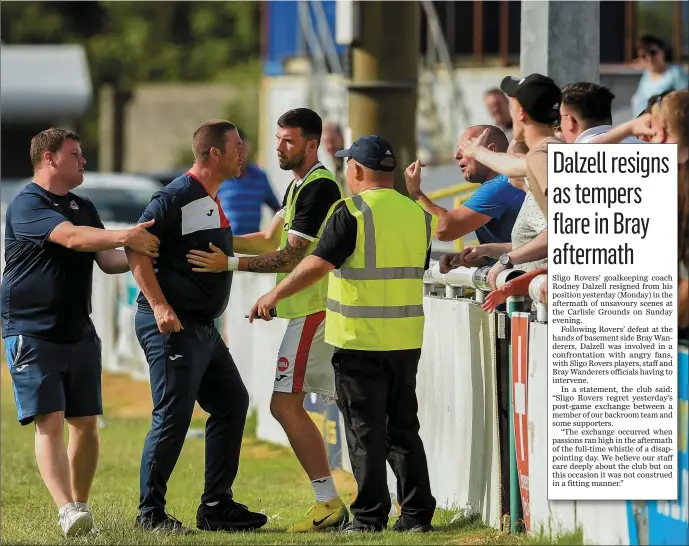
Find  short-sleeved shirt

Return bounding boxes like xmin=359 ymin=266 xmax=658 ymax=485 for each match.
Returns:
xmin=1 ymin=182 xmax=105 ymax=342
xmin=526 ymin=136 xmax=563 ymax=216
xmin=462 ymin=174 xmax=525 ymax=244
xmin=511 ymin=192 xmax=548 ymax=272
xmin=276 ymin=165 xmax=343 ymax=242
xmin=135 ymin=172 xmax=234 ymax=322
xmin=217 ymin=164 xmax=281 ymax=235
xmin=312 ymin=202 xmax=431 ymax=270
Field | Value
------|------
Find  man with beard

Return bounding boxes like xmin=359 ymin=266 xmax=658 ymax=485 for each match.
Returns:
xmin=404 ymin=125 xmax=524 ymax=263
xmin=186 ymin=108 xmax=347 ymax=532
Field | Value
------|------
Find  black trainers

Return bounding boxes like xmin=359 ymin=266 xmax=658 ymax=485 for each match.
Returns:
xmin=135 ymin=512 xmax=194 ymax=534
xmin=196 ymin=499 xmax=268 ymax=531
xmin=392 ymin=517 xmax=433 ymax=533
xmin=342 ymin=521 xmax=382 ymax=533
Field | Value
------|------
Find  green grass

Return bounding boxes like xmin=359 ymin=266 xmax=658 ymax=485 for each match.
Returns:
xmin=0 ymin=371 xmax=582 ymax=545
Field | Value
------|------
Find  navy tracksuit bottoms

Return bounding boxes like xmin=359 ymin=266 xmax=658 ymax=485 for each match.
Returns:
xmin=135 ymin=309 xmax=249 ymax=517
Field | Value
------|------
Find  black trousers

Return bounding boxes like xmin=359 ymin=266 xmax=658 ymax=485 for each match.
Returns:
xmin=135 ymin=310 xmax=249 ymax=516
xmin=332 ymin=348 xmax=436 ymax=530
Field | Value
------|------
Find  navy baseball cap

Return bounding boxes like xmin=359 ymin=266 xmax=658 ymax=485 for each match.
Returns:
xmin=500 ymin=73 xmax=561 ymax=124
xmin=335 ymin=135 xmax=396 ymax=172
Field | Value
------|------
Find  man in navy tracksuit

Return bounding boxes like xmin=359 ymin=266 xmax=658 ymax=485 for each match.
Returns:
xmin=126 ymin=120 xmax=267 ymax=534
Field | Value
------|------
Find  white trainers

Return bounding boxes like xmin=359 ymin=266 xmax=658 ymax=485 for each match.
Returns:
xmin=59 ymin=502 xmax=93 ymax=537
xmin=74 ymin=502 xmax=99 ymax=535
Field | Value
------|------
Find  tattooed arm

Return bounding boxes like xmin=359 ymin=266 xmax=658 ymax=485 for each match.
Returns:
xmin=240 ymin=234 xmax=309 ymax=273
xmin=187 ymin=233 xmax=310 ymax=274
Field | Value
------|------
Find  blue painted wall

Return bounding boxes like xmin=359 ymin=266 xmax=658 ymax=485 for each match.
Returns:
xmin=263 ymin=1 xmax=346 ymax=76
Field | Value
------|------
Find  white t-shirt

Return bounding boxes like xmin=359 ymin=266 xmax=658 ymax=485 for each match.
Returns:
xmin=575 ymin=125 xmax=644 ymax=144
xmin=511 ymin=192 xmax=547 ymax=272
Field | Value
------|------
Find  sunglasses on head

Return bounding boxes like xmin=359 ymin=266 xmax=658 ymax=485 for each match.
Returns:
xmin=643 ymin=91 xmax=671 ymax=115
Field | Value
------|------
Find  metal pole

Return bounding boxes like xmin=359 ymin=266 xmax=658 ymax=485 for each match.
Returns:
xmin=348 ymin=0 xmax=420 ymax=195
xmin=506 ymin=295 xmax=526 ymax=534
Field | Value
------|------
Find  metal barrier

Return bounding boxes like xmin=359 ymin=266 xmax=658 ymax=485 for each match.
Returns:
xmin=423 ymin=259 xmax=527 ymax=302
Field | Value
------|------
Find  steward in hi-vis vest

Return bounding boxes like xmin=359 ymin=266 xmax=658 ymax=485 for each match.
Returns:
xmin=324 ymin=187 xmax=435 ymax=351
xmin=249 ymin=135 xmax=438 ymax=533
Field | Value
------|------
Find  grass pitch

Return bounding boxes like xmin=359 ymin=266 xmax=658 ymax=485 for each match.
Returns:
xmin=0 ymin=368 xmax=581 ymax=545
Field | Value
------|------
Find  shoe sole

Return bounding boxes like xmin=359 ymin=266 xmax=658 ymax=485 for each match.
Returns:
xmin=64 ymin=512 xmax=94 ymax=538
xmin=137 ymin=525 xmax=195 ymax=535
xmin=196 ymin=517 xmax=268 ymax=532
xmin=135 ymin=520 xmax=195 ymax=535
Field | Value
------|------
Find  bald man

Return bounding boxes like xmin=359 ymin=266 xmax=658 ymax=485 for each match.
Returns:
xmin=405 ymin=124 xmax=525 ymax=247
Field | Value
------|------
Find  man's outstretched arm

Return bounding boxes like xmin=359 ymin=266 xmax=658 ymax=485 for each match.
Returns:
xmin=187 ymin=232 xmax=309 ymax=274
xmin=232 ymin=212 xmax=284 ymax=255
xmin=249 ymin=256 xmax=334 ymax=321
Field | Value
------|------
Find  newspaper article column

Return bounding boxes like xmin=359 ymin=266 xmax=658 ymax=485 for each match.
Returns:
xmin=548 ymin=143 xmax=678 ymax=501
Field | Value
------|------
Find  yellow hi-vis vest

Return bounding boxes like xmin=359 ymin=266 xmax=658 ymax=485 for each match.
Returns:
xmin=275 ymin=166 xmax=343 ymax=319
xmin=325 ymin=188 xmax=437 ymax=351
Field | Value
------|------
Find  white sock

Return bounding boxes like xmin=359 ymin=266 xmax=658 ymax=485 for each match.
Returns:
xmin=311 ymin=476 xmax=338 ymax=502
xmin=75 ymin=502 xmax=88 ymax=512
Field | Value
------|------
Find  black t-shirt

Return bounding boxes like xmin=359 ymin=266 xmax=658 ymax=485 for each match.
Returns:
xmin=312 ymin=202 xmax=431 ymax=270
xmin=1 ymin=183 xmax=105 ymax=342
xmin=135 ymin=172 xmax=234 ymax=322
xmin=281 ymin=168 xmax=342 ymax=241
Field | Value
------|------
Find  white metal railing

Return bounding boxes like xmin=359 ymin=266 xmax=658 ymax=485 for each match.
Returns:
xmin=423 ymin=260 xmax=549 ymax=322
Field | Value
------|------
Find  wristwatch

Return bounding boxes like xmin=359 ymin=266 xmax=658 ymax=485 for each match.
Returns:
xmin=499 ymin=253 xmax=513 ymax=268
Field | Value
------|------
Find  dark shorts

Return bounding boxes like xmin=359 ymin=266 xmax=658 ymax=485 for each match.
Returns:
xmin=4 ymin=334 xmax=103 ymax=426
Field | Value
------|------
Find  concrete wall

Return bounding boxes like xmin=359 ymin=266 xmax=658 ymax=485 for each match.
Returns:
xmin=99 ymin=82 xmax=257 ymax=173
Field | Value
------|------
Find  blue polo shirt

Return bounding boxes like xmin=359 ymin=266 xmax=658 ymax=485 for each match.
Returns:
xmin=217 ymin=164 xmax=281 ymax=235
xmin=1 ymin=183 xmax=104 ymax=342
xmin=463 ymin=174 xmax=525 ymax=244
xmin=136 ymin=172 xmax=234 ymax=322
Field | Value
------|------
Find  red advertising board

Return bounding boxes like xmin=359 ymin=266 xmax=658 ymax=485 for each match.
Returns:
xmin=511 ymin=312 xmax=530 ymax=531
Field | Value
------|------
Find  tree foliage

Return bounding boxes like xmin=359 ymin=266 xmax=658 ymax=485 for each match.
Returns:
xmin=1 ymin=1 xmax=261 ymax=88
xmin=1 ymin=1 xmax=262 ymax=166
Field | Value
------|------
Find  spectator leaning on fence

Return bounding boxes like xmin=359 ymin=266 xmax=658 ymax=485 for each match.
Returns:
xmin=126 ymin=120 xmax=267 ymax=534
xmin=405 ymin=124 xmax=524 ymax=249
xmin=216 ymin=128 xmax=281 ymax=236
xmin=458 ymin=73 xmax=563 ymax=217
xmin=439 ymin=139 xmax=548 ymax=289
xmin=249 ymin=135 xmax=438 ymax=534
xmin=560 ymin=82 xmax=644 ymax=144
xmin=1 ymin=128 xmax=159 ymax=537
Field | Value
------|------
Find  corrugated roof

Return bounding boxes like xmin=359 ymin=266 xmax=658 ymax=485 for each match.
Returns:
xmin=1 ymin=45 xmax=92 ymax=123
